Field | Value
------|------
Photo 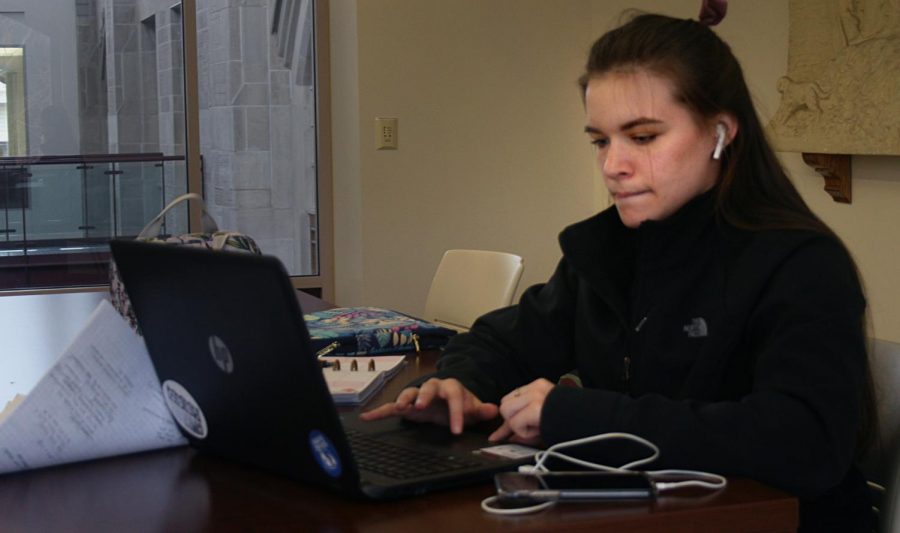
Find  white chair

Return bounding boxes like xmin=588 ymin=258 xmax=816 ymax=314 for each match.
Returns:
xmin=423 ymin=249 xmax=524 ymax=332
xmin=883 ymin=459 xmax=900 ymax=533
xmin=863 ymin=338 xmax=900 ymax=531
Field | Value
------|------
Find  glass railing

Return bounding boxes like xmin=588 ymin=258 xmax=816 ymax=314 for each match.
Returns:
xmin=0 ymin=153 xmax=188 ymax=290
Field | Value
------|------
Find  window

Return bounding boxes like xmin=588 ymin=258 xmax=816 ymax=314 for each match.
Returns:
xmin=0 ymin=47 xmax=25 ymax=158
xmin=192 ymin=0 xmax=324 ymax=279
xmin=0 ymin=0 xmax=331 ymax=297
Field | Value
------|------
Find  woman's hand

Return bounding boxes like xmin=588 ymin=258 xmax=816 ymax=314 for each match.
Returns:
xmin=359 ymin=378 xmax=499 ymax=434
xmin=488 ymin=378 xmax=555 ymax=445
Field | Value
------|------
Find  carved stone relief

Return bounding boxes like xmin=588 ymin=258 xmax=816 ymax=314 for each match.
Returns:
xmin=768 ymin=0 xmax=900 ymax=156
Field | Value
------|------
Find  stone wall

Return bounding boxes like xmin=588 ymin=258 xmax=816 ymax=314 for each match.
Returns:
xmin=196 ymin=0 xmax=318 ymax=274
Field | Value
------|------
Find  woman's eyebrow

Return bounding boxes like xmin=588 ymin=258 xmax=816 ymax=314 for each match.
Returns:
xmin=584 ymin=117 xmax=663 ymax=135
xmin=621 ymin=117 xmax=663 ymax=130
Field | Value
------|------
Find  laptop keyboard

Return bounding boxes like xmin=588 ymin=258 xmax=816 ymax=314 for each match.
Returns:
xmin=346 ymin=429 xmax=483 ymax=480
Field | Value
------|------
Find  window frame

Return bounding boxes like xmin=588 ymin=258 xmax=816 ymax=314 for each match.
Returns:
xmin=182 ymin=0 xmax=332 ymax=301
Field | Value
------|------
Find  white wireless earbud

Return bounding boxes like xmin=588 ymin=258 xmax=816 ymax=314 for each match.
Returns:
xmin=712 ymin=123 xmax=727 ymax=160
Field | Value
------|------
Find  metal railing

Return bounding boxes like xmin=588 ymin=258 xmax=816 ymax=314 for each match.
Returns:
xmin=0 ymin=153 xmax=187 ymax=290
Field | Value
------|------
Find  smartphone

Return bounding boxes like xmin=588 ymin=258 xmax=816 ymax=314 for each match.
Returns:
xmin=494 ymin=471 xmax=656 ymax=502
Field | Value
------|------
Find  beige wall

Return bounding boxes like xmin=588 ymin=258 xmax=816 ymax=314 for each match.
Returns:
xmin=331 ymin=0 xmax=900 ymax=342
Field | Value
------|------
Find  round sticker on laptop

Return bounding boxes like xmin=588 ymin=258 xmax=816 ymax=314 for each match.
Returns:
xmin=207 ymin=334 xmax=234 ymax=374
xmin=161 ymin=380 xmax=208 ymax=439
xmin=309 ymin=430 xmax=342 ymax=478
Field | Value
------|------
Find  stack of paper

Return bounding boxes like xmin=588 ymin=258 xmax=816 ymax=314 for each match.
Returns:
xmin=320 ymin=355 xmax=406 ymax=405
xmin=0 ymin=394 xmax=24 ymax=423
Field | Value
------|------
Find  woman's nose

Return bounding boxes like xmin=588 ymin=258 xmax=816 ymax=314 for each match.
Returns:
xmin=601 ymin=141 xmax=631 ymax=179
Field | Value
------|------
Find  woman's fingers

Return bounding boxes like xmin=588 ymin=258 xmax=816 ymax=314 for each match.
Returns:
xmin=504 ymin=402 xmax=542 ymax=442
xmin=489 ymin=404 xmax=541 ymax=445
xmin=414 ymin=378 xmax=472 ymax=433
xmin=358 ymin=386 xmax=419 ymax=421
xmin=414 ymin=378 xmax=441 ymax=409
xmin=494 ymin=379 xmax=554 ymax=443
xmin=360 ymin=378 xmax=499 ymax=431
xmin=432 ymin=379 xmax=467 ymax=434
xmin=497 ymin=386 xmax=531 ymax=421
xmin=470 ymin=398 xmax=500 ymax=422
xmin=488 ymin=421 xmax=514 ymax=442
xmin=391 ymin=386 xmax=420 ymax=413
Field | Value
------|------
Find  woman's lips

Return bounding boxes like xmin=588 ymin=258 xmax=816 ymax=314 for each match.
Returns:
xmin=614 ymin=190 xmax=650 ymax=201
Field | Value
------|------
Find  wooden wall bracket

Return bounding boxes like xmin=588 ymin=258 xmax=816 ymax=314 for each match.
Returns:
xmin=801 ymin=153 xmax=852 ymax=204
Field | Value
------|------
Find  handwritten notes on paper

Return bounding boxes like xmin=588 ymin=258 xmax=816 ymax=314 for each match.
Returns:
xmin=0 ymin=300 xmax=187 ymax=475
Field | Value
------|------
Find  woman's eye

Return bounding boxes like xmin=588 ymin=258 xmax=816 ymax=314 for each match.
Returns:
xmin=590 ymin=138 xmax=609 ymax=148
xmin=632 ymin=134 xmax=657 ymax=144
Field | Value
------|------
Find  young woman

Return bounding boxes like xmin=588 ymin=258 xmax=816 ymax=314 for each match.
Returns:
xmin=362 ymin=11 xmax=875 ymax=531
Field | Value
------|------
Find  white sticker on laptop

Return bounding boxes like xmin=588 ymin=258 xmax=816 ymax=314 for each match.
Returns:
xmin=478 ymin=443 xmax=539 ymax=460
xmin=309 ymin=430 xmax=342 ymax=478
xmin=161 ymin=380 xmax=208 ymax=439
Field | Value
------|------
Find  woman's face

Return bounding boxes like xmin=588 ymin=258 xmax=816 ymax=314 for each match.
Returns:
xmin=584 ymin=69 xmax=724 ymax=228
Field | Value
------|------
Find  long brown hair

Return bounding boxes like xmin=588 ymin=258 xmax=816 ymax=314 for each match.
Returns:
xmin=579 ymin=12 xmax=876 ymax=455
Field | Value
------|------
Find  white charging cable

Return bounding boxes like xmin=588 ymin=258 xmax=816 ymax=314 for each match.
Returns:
xmin=481 ymin=432 xmax=727 ymax=515
xmin=480 ymin=494 xmax=557 ymax=515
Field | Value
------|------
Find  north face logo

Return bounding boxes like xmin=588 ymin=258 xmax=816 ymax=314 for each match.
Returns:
xmin=683 ymin=317 xmax=708 ymax=338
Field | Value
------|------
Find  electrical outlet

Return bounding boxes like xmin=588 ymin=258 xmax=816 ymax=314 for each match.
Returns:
xmin=375 ymin=117 xmax=398 ymax=150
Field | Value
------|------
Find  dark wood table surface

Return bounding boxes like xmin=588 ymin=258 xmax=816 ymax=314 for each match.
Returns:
xmin=0 ymin=291 xmax=799 ymax=532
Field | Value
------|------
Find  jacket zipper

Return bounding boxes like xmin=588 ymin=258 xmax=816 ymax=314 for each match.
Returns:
xmin=624 ymin=315 xmax=649 ymax=392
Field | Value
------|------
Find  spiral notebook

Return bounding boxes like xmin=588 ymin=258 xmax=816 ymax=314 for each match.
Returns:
xmin=320 ymin=355 xmax=406 ymax=404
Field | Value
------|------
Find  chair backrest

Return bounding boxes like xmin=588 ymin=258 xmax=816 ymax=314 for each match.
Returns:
xmin=423 ymin=249 xmax=524 ymax=331
xmin=884 ymin=460 xmax=900 ymax=533
xmin=865 ymin=339 xmax=900 ymax=482
xmin=863 ymin=338 xmax=900 ymax=531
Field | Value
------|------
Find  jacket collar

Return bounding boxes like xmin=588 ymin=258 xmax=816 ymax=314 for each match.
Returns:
xmin=558 ymin=190 xmax=718 ymax=320
xmin=633 ymin=190 xmax=717 ymax=271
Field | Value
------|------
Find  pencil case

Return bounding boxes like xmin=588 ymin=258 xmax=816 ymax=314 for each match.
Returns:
xmin=304 ymin=307 xmax=457 ymax=356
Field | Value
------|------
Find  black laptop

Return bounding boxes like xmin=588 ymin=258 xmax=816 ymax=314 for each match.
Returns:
xmin=109 ymin=240 xmax=531 ymax=499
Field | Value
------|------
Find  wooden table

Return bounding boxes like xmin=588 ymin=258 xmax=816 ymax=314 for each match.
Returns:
xmin=0 ymin=291 xmax=799 ymax=532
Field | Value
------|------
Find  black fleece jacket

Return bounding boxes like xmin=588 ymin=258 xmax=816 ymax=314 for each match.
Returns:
xmin=432 ymin=193 xmax=872 ymax=531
